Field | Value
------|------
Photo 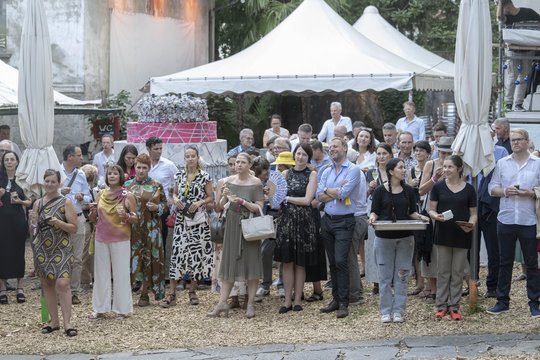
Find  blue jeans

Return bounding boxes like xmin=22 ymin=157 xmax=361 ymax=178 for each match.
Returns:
xmin=374 ymin=235 xmax=414 ymax=316
xmin=496 ymin=222 xmax=540 ymax=307
xmin=321 ymin=215 xmax=356 ymax=306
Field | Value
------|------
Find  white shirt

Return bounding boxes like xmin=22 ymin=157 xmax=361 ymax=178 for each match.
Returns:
xmin=396 ymin=116 xmax=426 ymax=142
xmin=317 ymin=116 xmax=352 ymax=142
xmin=356 ymin=151 xmax=376 ymax=170
xmin=149 ymin=157 xmax=178 ymax=200
xmin=92 ymin=149 xmax=115 ymax=186
xmin=61 ymin=164 xmax=91 ymax=214
xmin=488 ymin=154 xmax=540 ymax=225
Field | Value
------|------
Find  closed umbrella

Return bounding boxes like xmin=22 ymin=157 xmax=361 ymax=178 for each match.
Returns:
xmin=17 ymin=0 xmax=61 ymax=196
xmin=453 ymin=0 xmax=494 ymax=177
xmin=452 ymin=0 xmax=495 ymax=306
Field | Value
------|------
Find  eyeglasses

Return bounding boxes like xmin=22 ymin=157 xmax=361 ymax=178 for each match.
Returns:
xmin=511 ymin=138 xmax=527 ymax=143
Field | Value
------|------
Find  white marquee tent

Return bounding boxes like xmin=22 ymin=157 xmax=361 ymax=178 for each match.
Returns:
xmin=151 ymin=0 xmax=452 ymax=96
xmin=0 ymin=58 xmax=95 ymax=106
xmin=353 ymin=6 xmax=454 ymax=91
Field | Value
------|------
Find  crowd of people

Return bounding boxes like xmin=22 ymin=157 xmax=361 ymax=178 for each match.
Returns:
xmin=1 ymin=100 xmax=540 ymax=337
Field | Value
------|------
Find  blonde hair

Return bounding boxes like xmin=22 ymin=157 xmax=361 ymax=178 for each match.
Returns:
xmin=510 ymin=128 xmax=529 ymax=141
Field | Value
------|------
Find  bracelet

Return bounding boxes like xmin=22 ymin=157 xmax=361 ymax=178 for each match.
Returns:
xmin=503 ymin=188 xmax=508 ymax=198
xmin=431 ymin=176 xmax=437 ymax=184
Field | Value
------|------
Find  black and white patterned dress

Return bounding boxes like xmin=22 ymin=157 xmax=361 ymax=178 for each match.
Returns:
xmin=169 ymin=169 xmax=213 ymax=281
xmin=274 ymin=167 xmax=319 ymax=267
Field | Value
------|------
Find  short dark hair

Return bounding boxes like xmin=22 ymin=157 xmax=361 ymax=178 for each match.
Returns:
xmin=382 ymin=122 xmax=396 ymax=131
xmin=270 ymin=114 xmax=281 ymax=121
xmin=414 ymin=140 xmax=432 ymax=154
xmin=105 ymin=164 xmax=126 ymax=186
xmin=62 ymin=144 xmax=78 ymax=161
xmin=251 ymin=156 xmax=270 ymax=178
xmin=145 ymin=136 xmax=163 ymax=149
xmin=0 ymin=125 xmax=10 ymax=131
xmin=352 ymin=121 xmax=366 ymax=130
xmin=432 ymin=122 xmax=448 ymax=133
xmin=298 ymin=123 xmax=312 ymax=133
xmin=310 ymin=139 xmax=323 ymax=152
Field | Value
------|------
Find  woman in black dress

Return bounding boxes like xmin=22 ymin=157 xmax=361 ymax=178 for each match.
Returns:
xmin=274 ymin=143 xmax=319 ymax=313
xmin=428 ymin=155 xmax=477 ymax=321
xmin=0 ymin=151 xmax=32 ymax=304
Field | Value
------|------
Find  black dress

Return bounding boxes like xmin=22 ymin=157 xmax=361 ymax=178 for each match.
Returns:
xmin=274 ymin=168 xmax=319 ymax=268
xmin=0 ymin=178 xmax=28 ymax=279
xmin=430 ymin=181 xmax=477 ymax=249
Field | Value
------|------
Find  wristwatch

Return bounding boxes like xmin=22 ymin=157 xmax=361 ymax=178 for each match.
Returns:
xmin=323 ymin=187 xmax=329 ymax=195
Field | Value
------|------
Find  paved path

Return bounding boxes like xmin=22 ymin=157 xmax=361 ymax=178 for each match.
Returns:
xmin=2 ymin=332 xmax=540 ymax=359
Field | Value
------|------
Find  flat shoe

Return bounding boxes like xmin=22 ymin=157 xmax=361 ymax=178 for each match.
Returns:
xmin=65 ymin=328 xmax=78 ymax=337
xmin=41 ymin=325 xmax=60 ymax=334
xmin=305 ymin=292 xmax=323 ymax=302
xmin=407 ymin=288 xmax=423 ymax=296
xmin=278 ymin=306 xmax=292 ymax=314
xmin=16 ymin=292 xmax=26 ymax=304
xmin=293 ymin=305 xmax=303 ymax=312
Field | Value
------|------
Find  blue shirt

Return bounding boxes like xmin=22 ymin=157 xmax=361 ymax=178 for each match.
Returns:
xmin=61 ymin=164 xmax=91 ymax=213
xmin=227 ymin=145 xmax=247 ymax=157
xmin=316 ymin=159 xmax=363 ymax=215
xmin=396 ymin=116 xmax=425 ymax=142
xmin=311 ymin=155 xmax=332 ymax=181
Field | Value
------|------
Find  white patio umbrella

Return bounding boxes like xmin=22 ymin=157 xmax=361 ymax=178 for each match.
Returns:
xmin=17 ymin=0 xmax=62 ymax=195
xmin=452 ymin=0 xmax=495 ymax=300
xmin=452 ymin=0 xmax=495 ymax=177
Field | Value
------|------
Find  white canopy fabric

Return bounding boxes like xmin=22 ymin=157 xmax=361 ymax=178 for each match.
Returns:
xmin=453 ymin=0 xmax=494 ymax=177
xmin=151 ymin=0 xmax=443 ymax=96
xmin=353 ymin=6 xmax=454 ymax=91
xmin=0 ymin=58 xmax=94 ymax=107
xmin=17 ymin=0 xmax=62 ymax=195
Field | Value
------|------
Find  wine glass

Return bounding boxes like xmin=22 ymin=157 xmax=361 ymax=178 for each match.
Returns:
xmin=116 ymin=206 xmax=126 ymax=225
xmin=414 ymin=168 xmax=422 ymax=187
xmin=372 ymin=170 xmax=379 ymax=182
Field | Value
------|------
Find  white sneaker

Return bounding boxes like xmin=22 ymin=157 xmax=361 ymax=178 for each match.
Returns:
xmin=381 ymin=314 xmax=391 ymax=323
xmin=393 ymin=313 xmax=404 ymax=323
xmin=256 ymin=287 xmax=269 ymax=297
xmin=277 ymin=287 xmax=285 ymax=298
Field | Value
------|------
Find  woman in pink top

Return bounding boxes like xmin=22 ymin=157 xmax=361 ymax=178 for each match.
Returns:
xmin=89 ymin=165 xmax=137 ymax=320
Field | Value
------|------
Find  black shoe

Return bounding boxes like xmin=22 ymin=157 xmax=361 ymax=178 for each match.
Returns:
xmin=278 ymin=306 xmax=292 ymax=314
xmin=485 ymin=290 xmax=497 ymax=298
xmin=320 ymin=300 xmax=339 ymax=313
xmin=71 ymin=295 xmax=81 ymax=305
xmin=506 ymin=103 xmax=513 ymax=111
xmin=293 ymin=304 xmax=303 ymax=312
xmin=336 ymin=304 xmax=349 ymax=318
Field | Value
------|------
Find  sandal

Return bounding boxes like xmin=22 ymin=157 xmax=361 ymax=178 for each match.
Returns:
xmin=188 ymin=291 xmax=199 ymax=306
xmin=65 ymin=328 xmax=78 ymax=337
xmin=138 ymin=293 xmax=150 ymax=307
xmin=159 ymin=293 xmax=176 ymax=308
xmin=41 ymin=325 xmax=60 ymax=334
xmin=407 ymin=287 xmax=424 ymax=296
xmin=88 ymin=312 xmax=105 ymax=321
xmin=229 ymin=296 xmax=241 ymax=309
xmin=0 ymin=290 xmax=7 ymax=305
xmin=16 ymin=288 xmax=26 ymax=303
xmin=305 ymin=292 xmax=324 ymax=302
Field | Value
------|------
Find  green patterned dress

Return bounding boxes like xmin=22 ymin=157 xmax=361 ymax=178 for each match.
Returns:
xmin=34 ymin=197 xmax=74 ymax=279
xmin=125 ymin=177 xmax=167 ymax=300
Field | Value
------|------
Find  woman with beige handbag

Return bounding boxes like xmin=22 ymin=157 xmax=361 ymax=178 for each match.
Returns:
xmin=208 ymin=152 xmax=264 ymax=319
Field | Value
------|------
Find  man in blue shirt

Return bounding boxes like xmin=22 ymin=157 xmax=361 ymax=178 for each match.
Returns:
xmin=396 ymin=101 xmax=425 ymax=142
xmin=227 ymin=128 xmax=257 ymax=157
xmin=317 ymin=137 xmax=362 ymax=318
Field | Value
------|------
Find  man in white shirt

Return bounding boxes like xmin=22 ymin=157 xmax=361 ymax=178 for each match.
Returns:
xmin=146 ymin=137 xmax=178 ymax=247
xmin=487 ymin=128 xmax=540 ymax=317
xmin=92 ymin=134 xmax=115 ymax=186
xmin=60 ymin=145 xmax=91 ymax=305
xmin=317 ymin=102 xmax=352 ymax=142
xmin=395 ymin=101 xmax=425 ymax=142
xmin=290 ymin=123 xmax=313 ymax=152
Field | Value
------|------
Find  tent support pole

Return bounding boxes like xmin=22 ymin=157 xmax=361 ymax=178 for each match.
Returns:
xmin=469 ymin=175 xmax=479 ymax=309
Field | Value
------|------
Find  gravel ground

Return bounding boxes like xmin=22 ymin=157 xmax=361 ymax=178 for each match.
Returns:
xmin=1 ymin=247 xmax=539 ymax=356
